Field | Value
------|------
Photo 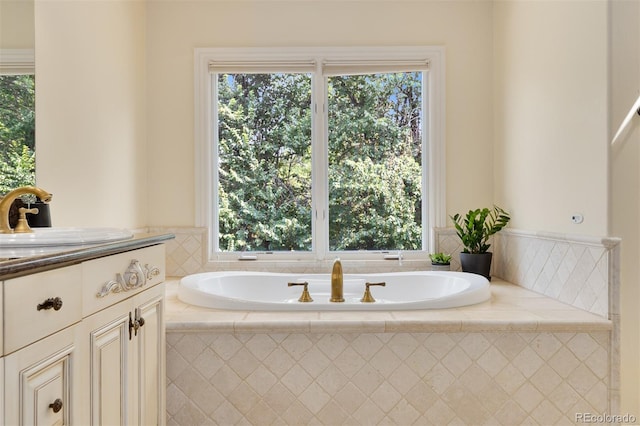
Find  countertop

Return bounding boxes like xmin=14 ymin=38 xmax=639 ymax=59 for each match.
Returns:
xmin=0 ymin=232 xmax=174 ymax=280
xmin=164 ymin=278 xmax=612 ymax=333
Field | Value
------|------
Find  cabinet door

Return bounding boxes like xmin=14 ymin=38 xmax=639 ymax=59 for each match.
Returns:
xmin=83 ymin=300 xmax=133 ymax=426
xmin=4 ymin=325 xmax=79 ymax=426
xmin=134 ymin=285 xmax=165 ymax=426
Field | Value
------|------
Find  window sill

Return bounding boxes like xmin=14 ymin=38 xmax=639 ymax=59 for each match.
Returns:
xmin=203 ymin=257 xmax=433 ymax=275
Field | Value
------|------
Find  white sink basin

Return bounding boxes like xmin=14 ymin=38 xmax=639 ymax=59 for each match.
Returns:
xmin=0 ymin=227 xmax=133 ymax=248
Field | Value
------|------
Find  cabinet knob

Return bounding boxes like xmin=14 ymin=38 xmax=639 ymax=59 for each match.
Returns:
xmin=132 ymin=315 xmax=145 ymax=334
xmin=37 ymin=297 xmax=63 ymax=311
xmin=129 ymin=310 xmax=146 ymax=339
xmin=49 ymin=398 xmax=63 ymax=413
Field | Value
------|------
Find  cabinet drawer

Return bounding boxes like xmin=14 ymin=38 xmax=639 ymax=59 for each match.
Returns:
xmin=4 ymin=324 xmax=79 ymax=426
xmin=82 ymin=245 xmax=165 ymax=317
xmin=4 ymin=265 xmax=82 ymax=354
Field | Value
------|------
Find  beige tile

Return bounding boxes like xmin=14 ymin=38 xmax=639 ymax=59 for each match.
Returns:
xmin=513 ymin=382 xmax=544 ymax=412
xmin=299 ymin=381 xmax=331 ymax=414
xmin=352 ymin=399 xmax=386 ymax=425
xmin=315 ymin=400 xmax=350 ymax=426
xmin=234 ymin=320 xmax=310 ymax=333
xmin=165 ymin=228 xmax=618 ymax=426
xmin=244 ymin=400 xmax=279 ymax=426
xmin=310 ymin=319 xmax=386 ymax=333
xmin=385 ymin=319 xmax=462 ymax=332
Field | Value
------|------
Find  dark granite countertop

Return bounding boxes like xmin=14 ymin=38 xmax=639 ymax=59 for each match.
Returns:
xmin=0 ymin=232 xmax=174 ymax=280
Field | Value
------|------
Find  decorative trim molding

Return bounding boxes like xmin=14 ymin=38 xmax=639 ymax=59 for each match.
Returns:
xmin=96 ymin=259 xmax=160 ymax=298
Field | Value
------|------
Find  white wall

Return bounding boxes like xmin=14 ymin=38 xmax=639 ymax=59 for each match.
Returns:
xmin=493 ymin=0 xmax=609 ymax=236
xmin=34 ymin=0 xmax=147 ymax=228
xmin=494 ymin=0 xmax=639 ymax=415
xmin=145 ymin=0 xmax=495 ymax=227
xmin=610 ymin=0 xmax=640 ymax=415
xmin=0 ymin=0 xmax=34 ymax=49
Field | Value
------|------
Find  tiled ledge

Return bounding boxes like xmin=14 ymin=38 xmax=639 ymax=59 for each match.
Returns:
xmin=165 ymin=278 xmax=611 ymax=334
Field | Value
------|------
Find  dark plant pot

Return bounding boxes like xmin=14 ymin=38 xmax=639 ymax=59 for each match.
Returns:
xmin=459 ymin=252 xmax=493 ymax=281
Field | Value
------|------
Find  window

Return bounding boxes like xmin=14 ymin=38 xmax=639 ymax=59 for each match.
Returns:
xmin=0 ymin=49 xmax=35 ymax=193
xmin=327 ymin=72 xmax=423 ymax=251
xmin=195 ymin=47 xmax=445 ymax=262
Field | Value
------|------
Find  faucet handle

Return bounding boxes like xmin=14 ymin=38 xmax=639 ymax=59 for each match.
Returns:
xmin=288 ymin=281 xmax=313 ymax=303
xmin=361 ymin=282 xmax=386 ymax=303
xmin=14 ymin=207 xmax=39 ymax=233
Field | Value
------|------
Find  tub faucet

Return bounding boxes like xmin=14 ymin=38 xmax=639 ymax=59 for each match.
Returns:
xmin=0 ymin=186 xmax=53 ymax=234
xmin=330 ymin=258 xmax=345 ymax=302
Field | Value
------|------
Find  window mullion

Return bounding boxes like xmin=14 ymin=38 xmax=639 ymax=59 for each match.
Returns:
xmin=311 ymin=65 xmax=328 ymax=260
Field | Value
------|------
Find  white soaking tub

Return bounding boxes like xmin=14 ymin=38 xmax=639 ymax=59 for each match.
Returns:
xmin=178 ymin=271 xmax=490 ymax=311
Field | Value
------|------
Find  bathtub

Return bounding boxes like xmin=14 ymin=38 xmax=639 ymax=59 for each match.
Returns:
xmin=178 ymin=270 xmax=490 ymax=310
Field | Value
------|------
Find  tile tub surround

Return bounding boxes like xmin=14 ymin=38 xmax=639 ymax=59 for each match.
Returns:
xmin=155 ymin=227 xmax=619 ymax=318
xmin=165 ymin=280 xmax=616 ymax=425
xmin=434 ymin=228 xmax=620 ymax=319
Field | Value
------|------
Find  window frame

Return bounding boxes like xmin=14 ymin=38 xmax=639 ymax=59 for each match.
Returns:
xmin=194 ymin=47 xmax=446 ymax=264
xmin=0 ymin=49 xmax=35 ymax=75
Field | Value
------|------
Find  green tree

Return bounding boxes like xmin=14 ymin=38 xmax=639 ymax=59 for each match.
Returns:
xmin=0 ymin=74 xmax=36 ymax=194
xmin=218 ymin=73 xmax=312 ymax=251
xmin=217 ymin=71 xmax=423 ymax=252
xmin=328 ymin=73 xmax=422 ymax=250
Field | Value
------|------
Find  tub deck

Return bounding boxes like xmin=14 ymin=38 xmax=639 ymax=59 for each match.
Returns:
xmin=165 ymin=278 xmax=611 ymax=333
xmin=165 ymin=278 xmax=615 ymax=425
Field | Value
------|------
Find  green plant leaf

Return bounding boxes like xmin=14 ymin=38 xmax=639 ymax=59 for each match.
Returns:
xmin=450 ymin=205 xmax=510 ymax=254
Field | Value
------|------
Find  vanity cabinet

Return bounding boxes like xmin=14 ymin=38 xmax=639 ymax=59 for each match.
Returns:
xmin=3 ymin=265 xmax=83 ymax=425
xmin=1 ymin=242 xmax=167 ymax=426
xmin=4 ymin=325 xmax=80 ymax=425
xmin=80 ymin=284 xmax=165 ymax=425
xmin=80 ymin=244 xmax=165 ymax=426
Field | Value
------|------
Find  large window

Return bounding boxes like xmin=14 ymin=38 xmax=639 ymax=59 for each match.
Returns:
xmin=195 ymin=47 xmax=445 ymax=262
xmin=0 ymin=50 xmax=35 ymax=193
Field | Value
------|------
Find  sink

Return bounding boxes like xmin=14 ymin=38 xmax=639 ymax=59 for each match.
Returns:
xmin=0 ymin=227 xmax=134 ymax=248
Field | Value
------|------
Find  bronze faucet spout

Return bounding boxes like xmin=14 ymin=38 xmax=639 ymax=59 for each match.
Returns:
xmin=0 ymin=186 xmax=53 ymax=234
xmin=330 ymin=258 xmax=344 ymax=302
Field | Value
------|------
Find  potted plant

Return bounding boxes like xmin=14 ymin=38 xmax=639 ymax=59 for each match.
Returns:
xmin=451 ymin=205 xmax=510 ymax=280
xmin=429 ymin=253 xmax=452 ymax=271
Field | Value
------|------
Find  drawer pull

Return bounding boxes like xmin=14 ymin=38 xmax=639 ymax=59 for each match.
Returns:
xmin=49 ymin=398 xmax=63 ymax=413
xmin=37 ymin=297 xmax=63 ymax=311
xmin=96 ymin=260 xmax=160 ymax=298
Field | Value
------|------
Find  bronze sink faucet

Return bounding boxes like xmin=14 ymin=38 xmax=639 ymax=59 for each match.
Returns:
xmin=330 ymin=258 xmax=345 ymax=302
xmin=0 ymin=186 xmax=53 ymax=233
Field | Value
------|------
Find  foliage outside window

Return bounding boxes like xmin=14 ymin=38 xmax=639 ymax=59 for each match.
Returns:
xmin=0 ymin=74 xmax=35 ymax=194
xmin=327 ymin=73 xmax=422 ymax=251
xmin=217 ymin=71 xmax=423 ymax=253
xmin=217 ymin=73 xmax=313 ymax=252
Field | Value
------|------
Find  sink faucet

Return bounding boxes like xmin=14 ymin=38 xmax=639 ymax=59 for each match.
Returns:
xmin=330 ymin=258 xmax=344 ymax=302
xmin=0 ymin=186 xmax=53 ymax=234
